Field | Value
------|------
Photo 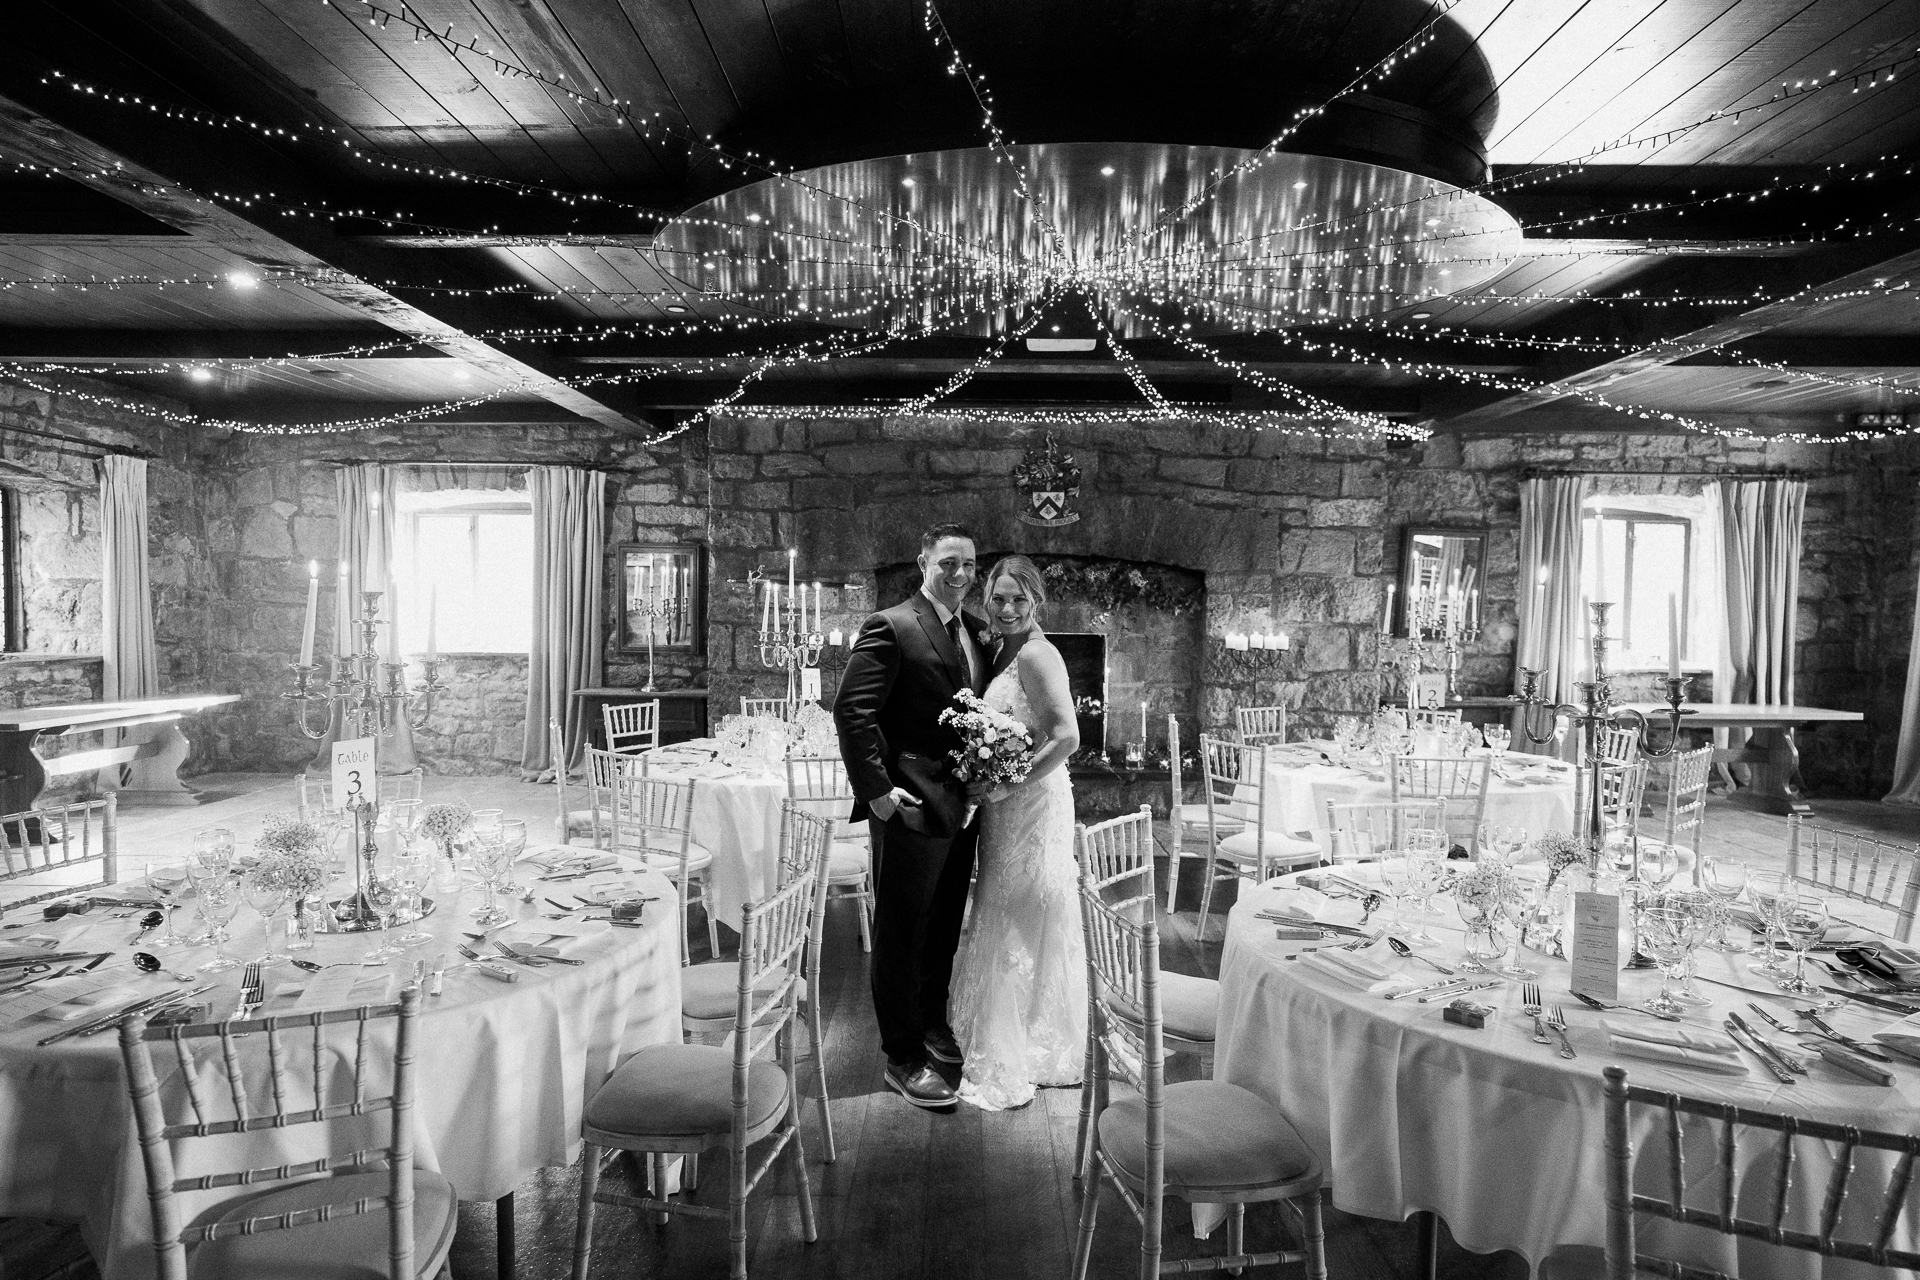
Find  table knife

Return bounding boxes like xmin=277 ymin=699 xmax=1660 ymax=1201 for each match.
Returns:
xmin=38 ymin=985 xmax=212 ymax=1046
xmin=1724 ymin=1020 xmax=1795 ymax=1084
xmin=1420 ymin=980 xmax=1498 ymax=1004
xmin=1817 ymin=1045 xmax=1895 ymax=1085
xmin=1383 ymin=977 xmax=1467 ymax=1001
xmin=1819 ymin=985 xmax=1920 ymax=1015
xmin=1797 ymin=1010 xmax=1894 ymax=1062
xmin=1744 ymin=1004 xmax=1816 ymax=1071
xmin=428 ymin=953 xmax=447 ymax=997
xmin=1728 ymin=1011 xmax=1807 ymax=1074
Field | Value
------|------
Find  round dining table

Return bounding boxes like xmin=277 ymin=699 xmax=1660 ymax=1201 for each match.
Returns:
xmin=1262 ymin=744 xmax=1576 ymax=847
xmin=0 ymin=866 xmax=683 ymax=1280
xmin=1214 ymin=865 xmax=1920 ymax=1279
xmin=639 ymin=739 xmax=801 ymax=930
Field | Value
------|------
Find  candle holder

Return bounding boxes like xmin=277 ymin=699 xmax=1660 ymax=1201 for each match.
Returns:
xmin=1511 ymin=601 xmax=1693 ymax=886
xmin=282 ymin=591 xmax=445 ymax=743
xmin=1212 ymin=637 xmax=1289 ymax=675
xmin=629 ymin=594 xmax=674 ymax=692
xmin=1378 ymin=592 xmax=1481 ymax=705
xmin=746 ymin=565 xmax=825 ymax=706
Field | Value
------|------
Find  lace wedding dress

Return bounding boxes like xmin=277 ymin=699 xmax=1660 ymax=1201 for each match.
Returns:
xmin=948 ymin=650 xmax=1087 ymax=1111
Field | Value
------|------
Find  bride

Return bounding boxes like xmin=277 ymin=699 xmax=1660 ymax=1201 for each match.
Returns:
xmin=949 ymin=554 xmax=1087 ymax=1111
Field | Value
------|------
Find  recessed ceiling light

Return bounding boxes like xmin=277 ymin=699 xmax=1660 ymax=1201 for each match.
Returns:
xmin=1424 ymin=219 xmax=1439 ymax=227
xmin=745 ymin=213 xmax=762 ymax=223
xmin=451 ymin=366 xmax=471 ymax=381
xmin=1409 ymin=311 xmax=1433 ymax=321
xmin=188 ymin=366 xmax=212 ymax=383
xmin=901 ymin=177 xmax=915 ymax=188
xmin=1100 ymin=166 xmax=1115 ymax=177
xmin=1051 ymin=324 xmax=1061 ymax=332
xmin=665 ymin=304 xmax=690 ymax=314
xmin=226 ymin=270 xmax=259 ymax=290
xmin=1293 ymin=181 xmax=1308 ymax=189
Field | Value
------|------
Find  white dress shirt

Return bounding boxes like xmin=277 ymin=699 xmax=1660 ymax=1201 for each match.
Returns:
xmin=920 ymin=587 xmax=982 ymax=689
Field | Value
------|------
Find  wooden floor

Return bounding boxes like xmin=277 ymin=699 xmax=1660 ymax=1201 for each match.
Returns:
xmin=5 ymin=777 xmax=1918 ymax=1280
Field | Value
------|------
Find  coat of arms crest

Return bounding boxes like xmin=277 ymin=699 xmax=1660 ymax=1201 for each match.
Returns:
xmin=1013 ymin=434 xmax=1082 ymax=527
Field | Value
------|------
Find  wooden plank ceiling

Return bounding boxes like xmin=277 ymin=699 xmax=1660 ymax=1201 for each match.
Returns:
xmin=0 ymin=0 xmax=1912 ymax=434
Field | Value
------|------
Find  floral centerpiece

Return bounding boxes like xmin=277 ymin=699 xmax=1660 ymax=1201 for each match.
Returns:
xmin=248 ymin=815 xmax=332 ymax=946
xmin=1453 ymin=860 xmax=1513 ymax=918
xmin=418 ymin=802 xmax=472 ymax=865
xmin=937 ymin=688 xmax=1036 ymax=826
xmin=1534 ymin=831 xmax=1588 ymax=894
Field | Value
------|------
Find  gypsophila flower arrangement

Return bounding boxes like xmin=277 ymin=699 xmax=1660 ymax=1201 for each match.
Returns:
xmin=247 ymin=816 xmax=329 ymax=901
xmin=418 ymin=802 xmax=471 ymax=845
xmin=1534 ymin=831 xmax=1588 ymax=892
xmin=1453 ymin=861 xmax=1513 ymax=914
xmin=938 ymin=688 xmax=1035 ymax=825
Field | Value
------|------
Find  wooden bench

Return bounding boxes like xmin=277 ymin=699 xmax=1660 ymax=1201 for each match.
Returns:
xmin=0 ymin=694 xmax=241 ymax=812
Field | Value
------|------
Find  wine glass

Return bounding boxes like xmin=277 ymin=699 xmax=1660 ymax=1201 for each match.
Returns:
xmin=496 ymin=818 xmax=528 ymax=899
xmin=195 ymin=878 xmax=242 ymax=973
xmin=1483 ymin=723 xmax=1511 ymax=760
xmin=144 ymin=862 xmax=193 ymax=949
xmin=191 ymin=828 xmax=235 ymax=874
xmin=387 ymin=835 xmax=436 ymax=948
xmin=1747 ymin=872 xmax=1797 ymax=976
xmin=385 ymin=798 xmax=421 ymax=836
xmin=1495 ymin=877 xmax=1540 ymax=978
xmin=1664 ymin=889 xmax=1716 ymax=1005
xmin=241 ymin=874 xmax=290 ymax=964
xmin=1636 ymin=906 xmax=1692 ymax=1017
xmin=1699 ymin=857 xmax=1749 ymax=952
xmin=469 ymin=834 xmax=513 ymax=927
xmin=1484 ymin=825 xmax=1527 ymax=864
xmin=360 ymin=870 xmax=403 ymax=962
xmin=1638 ymin=842 xmax=1679 ymax=891
xmin=1777 ymin=897 xmax=1830 ymax=995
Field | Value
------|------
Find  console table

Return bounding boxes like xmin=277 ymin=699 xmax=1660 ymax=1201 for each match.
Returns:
xmin=0 ymin=694 xmax=241 ymax=813
xmin=571 ymin=687 xmax=709 ymax=750
xmin=1619 ymin=701 xmax=1865 ymax=815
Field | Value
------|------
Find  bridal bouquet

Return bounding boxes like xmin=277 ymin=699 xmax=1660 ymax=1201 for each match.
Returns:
xmin=938 ymin=688 xmax=1036 ymax=826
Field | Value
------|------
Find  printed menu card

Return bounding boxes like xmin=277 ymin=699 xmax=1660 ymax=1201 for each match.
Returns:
xmin=1569 ymin=891 xmax=1621 ymax=1003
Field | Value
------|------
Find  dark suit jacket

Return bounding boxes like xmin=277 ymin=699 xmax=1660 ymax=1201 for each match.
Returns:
xmin=832 ymin=591 xmax=989 ymax=823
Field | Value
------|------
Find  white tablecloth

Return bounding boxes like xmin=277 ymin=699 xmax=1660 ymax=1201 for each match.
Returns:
xmin=1214 ymin=869 xmax=1919 ymax=1278
xmin=0 ymin=869 xmax=683 ymax=1280
xmin=1263 ymin=747 xmax=1576 ymax=845
xmin=641 ymin=748 xmax=791 ymax=930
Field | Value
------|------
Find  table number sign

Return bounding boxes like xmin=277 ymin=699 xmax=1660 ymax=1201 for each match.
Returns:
xmin=1569 ymin=891 xmax=1621 ymax=1003
xmin=800 ymin=667 xmax=822 ymax=701
xmin=331 ymin=737 xmax=377 ymax=807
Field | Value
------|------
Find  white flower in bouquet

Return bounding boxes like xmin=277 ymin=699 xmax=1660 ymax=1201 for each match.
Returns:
xmin=1454 ymin=861 xmax=1513 ymax=914
xmin=247 ymin=816 xmax=329 ymax=900
xmin=1534 ymin=831 xmax=1587 ymax=891
xmin=418 ymin=802 xmax=472 ymax=845
xmin=938 ymin=689 xmax=1036 ymax=822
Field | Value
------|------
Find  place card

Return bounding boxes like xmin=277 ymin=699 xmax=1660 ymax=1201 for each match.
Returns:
xmin=1569 ymin=891 xmax=1622 ymax=1003
xmin=293 ymin=968 xmax=394 ymax=1012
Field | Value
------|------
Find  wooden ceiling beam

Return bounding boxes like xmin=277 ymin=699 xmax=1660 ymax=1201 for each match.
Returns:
xmin=1432 ymin=241 xmax=1920 ymax=429
xmin=0 ymin=329 xmax=425 ymax=359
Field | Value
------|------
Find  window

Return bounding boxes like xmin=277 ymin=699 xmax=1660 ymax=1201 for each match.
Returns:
xmin=397 ymin=498 xmax=533 ymax=655
xmin=1580 ymin=501 xmax=1700 ymax=671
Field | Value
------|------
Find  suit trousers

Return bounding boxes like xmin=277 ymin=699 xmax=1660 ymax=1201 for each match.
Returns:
xmin=868 ymin=812 xmax=979 ymax=1065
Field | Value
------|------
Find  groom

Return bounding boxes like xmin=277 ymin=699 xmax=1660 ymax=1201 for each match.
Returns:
xmin=833 ymin=523 xmax=992 ymax=1109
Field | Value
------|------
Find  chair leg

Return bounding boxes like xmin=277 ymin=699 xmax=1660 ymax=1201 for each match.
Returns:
xmin=652 ymin=1155 xmax=672 ymax=1225
xmin=1141 ymin=1183 xmax=1163 ymax=1280
xmin=1070 ymin=1139 xmax=1102 ymax=1280
xmin=1300 ymin=1191 xmax=1328 ymax=1280
xmin=1071 ymin=1045 xmax=1096 ymax=1180
xmin=571 ymin=1142 xmax=602 ymax=1280
xmin=730 ymin=1131 xmax=751 ymax=1280
xmin=703 ymin=872 xmax=721 ymax=961
xmin=1195 ymin=850 xmax=1219 ymax=945
xmin=1081 ymin=1053 xmax=1108 ymax=1184
xmin=809 ymin=996 xmax=836 ymax=1163
xmin=857 ymin=885 xmax=873 ymax=952
xmin=788 ymin=1106 xmax=818 ymax=1244
xmin=1226 ymin=1204 xmax=1245 ymax=1275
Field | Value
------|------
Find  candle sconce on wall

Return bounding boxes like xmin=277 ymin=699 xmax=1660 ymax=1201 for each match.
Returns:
xmin=1212 ymin=631 xmax=1291 ymax=673
xmin=734 ymin=558 xmax=865 ymax=704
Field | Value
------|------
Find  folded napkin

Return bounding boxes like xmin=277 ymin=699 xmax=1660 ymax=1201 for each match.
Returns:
xmin=1606 ymin=1035 xmax=1750 ymax=1075
xmin=1600 ymin=1019 xmax=1740 ymax=1055
xmin=1298 ymin=950 xmax=1420 ymax=995
xmin=1261 ymin=887 xmax=1335 ymax=922
xmin=1872 ymin=1011 xmax=1920 ymax=1050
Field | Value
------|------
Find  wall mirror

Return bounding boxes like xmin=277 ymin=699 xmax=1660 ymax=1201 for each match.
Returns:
xmin=1396 ymin=527 xmax=1485 ymax=639
xmin=618 ymin=543 xmax=704 ymax=654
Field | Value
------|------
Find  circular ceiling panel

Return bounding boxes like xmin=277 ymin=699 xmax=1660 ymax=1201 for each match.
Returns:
xmin=649 ymin=143 xmax=1523 ymax=337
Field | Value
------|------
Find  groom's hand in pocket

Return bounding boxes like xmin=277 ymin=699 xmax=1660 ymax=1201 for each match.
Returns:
xmin=870 ymin=788 xmax=920 ymax=822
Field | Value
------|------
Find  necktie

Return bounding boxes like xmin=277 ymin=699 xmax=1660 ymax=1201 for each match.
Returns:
xmin=947 ymin=615 xmax=974 ymax=690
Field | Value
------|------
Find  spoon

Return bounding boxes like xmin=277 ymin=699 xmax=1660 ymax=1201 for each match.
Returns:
xmin=128 ymin=910 xmax=164 ymax=946
xmin=290 ymin=958 xmax=383 ymax=972
xmin=1387 ymin=938 xmax=1454 ymax=976
xmin=132 ymin=952 xmax=197 ymax=982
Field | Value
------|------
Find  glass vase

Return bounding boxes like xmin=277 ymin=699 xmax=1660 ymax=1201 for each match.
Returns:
xmin=289 ymin=896 xmax=320 ymax=951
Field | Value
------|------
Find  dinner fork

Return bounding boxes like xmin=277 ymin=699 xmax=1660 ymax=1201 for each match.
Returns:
xmin=1522 ymin=982 xmax=1548 ymax=1045
xmin=1545 ymin=1005 xmax=1577 ymax=1059
xmin=491 ymin=940 xmax=548 ymax=967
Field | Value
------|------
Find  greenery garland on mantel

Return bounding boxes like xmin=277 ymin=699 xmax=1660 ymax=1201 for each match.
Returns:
xmin=1029 ymin=557 xmax=1205 ymax=622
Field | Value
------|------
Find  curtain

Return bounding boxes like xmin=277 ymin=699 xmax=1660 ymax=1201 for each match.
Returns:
xmin=522 ymin=466 xmax=605 ymax=780
xmin=100 ymin=455 xmax=158 ymax=705
xmin=392 ymin=463 xmax=524 ymax=495
xmin=1889 ymin=536 xmax=1920 ymax=802
xmin=1717 ymin=480 xmax=1805 ymax=707
xmin=1511 ymin=475 xmax=1588 ymax=760
xmin=335 ymin=464 xmax=399 ymax=662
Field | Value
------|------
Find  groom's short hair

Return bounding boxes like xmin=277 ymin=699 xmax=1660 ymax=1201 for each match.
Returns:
xmin=921 ymin=522 xmax=976 ymax=553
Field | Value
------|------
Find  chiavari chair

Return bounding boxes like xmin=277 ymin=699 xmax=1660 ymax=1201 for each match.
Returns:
xmin=1165 ymin=715 xmax=1241 ymax=915
xmin=1234 ymin=705 xmax=1288 ymax=747
xmin=610 ymin=771 xmax=718 ymax=962
xmin=738 ymin=697 xmax=794 ymax=722
xmin=571 ymin=866 xmax=819 ymax=1280
xmin=1073 ymin=806 xmax=1217 ymax=1184
xmin=1197 ymin=736 xmax=1321 ymax=942
xmin=784 ymin=753 xmax=875 ymax=951
xmin=601 ymin=699 xmax=660 ymax=757
xmin=295 ymin=767 xmax=422 ymax=820
xmin=118 ymin=985 xmax=454 ymax=1280
xmin=1653 ymin=744 xmax=1713 ymax=884
xmin=1787 ymin=813 xmax=1920 ymax=943
xmin=1389 ymin=756 xmax=1491 ymax=857
xmin=0 ymin=795 xmax=116 ymax=910
xmin=1071 ymin=870 xmax=1327 ymax=1280
xmin=1539 ymin=1065 xmax=1920 ymax=1279
xmin=1323 ymin=798 xmax=1449 ymax=865
xmin=1406 ymin=707 xmax=1463 ymax=729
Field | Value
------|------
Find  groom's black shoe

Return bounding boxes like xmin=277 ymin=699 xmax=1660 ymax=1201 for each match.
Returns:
xmin=923 ymin=1029 xmax=963 ymax=1065
xmin=885 ymin=1059 xmax=957 ymax=1109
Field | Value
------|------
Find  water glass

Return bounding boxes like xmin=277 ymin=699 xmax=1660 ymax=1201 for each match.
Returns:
xmin=1482 ymin=724 xmax=1511 ymax=760
xmin=1699 ymin=857 xmax=1749 ymax=951
xmin=1662 ymin=889 xmax=1716 ymax=1005
xmin=195 ymin=880 xmax=242 ymax=973
xmin=385 ymin=798 xmax=422 ymax=835
xmin=1636 ymin=906 xmax=1692 ymax=1017
xmin=1747 ymin=872 xmax=1797 ymax=976
xmin=144 ymin=862 xmax=193 ymax=949
xmin=387 ymin=837 xmax=436 ymax=947
xmin=1777 ymin=896 xmax=1829 ymax=995
xmin=1483 ymin=825 xmax=1527 ymax=863
xmin=470 ymin=836 xmax=513 ymax=927
xmin=241 ymin=877 xmax=290 ymax=964
xmin=1496 ymin=879 xmax=1540 ymax=978
xmin=188 ymin=828 xmax=235 ymax=886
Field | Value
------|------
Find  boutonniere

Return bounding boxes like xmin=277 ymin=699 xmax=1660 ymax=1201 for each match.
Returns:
xmin=976 ymin=629 xmax=998 ymax=649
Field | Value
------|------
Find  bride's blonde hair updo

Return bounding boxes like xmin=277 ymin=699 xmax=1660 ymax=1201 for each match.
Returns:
xmin=983 ymin=555 xmax=1047 ymax=622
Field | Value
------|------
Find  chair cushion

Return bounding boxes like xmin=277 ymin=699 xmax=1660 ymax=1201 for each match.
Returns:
xmin=1217 ymin=828 xmax=1320 ymax=863
xmin=1097 ymin=1080 xmax=1316 ymax=1192
xmin=556 ymin=808 xmax=600 ymax=838
xmin=1106 ymin=970 xmax=1218 ymax=1045
xmin=828 ymin=842 xmax=870 ymax=882
xmin=1178 ymin=804 xmax=1243 ymax=832
xmin=584 ymin=1043 xmax=789 ymax=1140
xmin=637 ymin=841 xmax=714 ymax=876
xmin=680 ymin=961 xmax=791 ymax=1022
xmin=187 ymin=1169 xmax=457 ymax=1280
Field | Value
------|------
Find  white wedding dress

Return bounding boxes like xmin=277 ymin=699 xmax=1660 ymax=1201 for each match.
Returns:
xmin=948 ymin=650 xmax=1087 ymax=1111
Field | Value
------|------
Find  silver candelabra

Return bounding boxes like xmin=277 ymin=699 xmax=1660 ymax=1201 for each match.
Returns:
xmin=1377 ymin=591 xmax=1480 ymax=706
xmin=282 ymin=591 xmax=446 ymax=743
